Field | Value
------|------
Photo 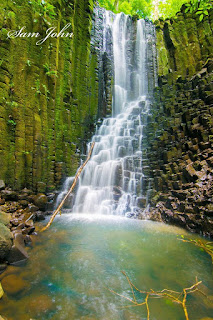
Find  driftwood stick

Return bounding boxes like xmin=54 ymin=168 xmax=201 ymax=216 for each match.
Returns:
xmin=41 ymin=142 xmax=95 ymax=232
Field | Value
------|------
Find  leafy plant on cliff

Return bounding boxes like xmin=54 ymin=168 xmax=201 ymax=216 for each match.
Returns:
xmin=32 ymin=79 xmax=41 ymax=95
xmin=184 ymin=0 xmax=213 ymax=21
xmin=43 ymin=63 xmax=58 ymax=77
xmin=29 ymin=0 xmax=56 ymax=22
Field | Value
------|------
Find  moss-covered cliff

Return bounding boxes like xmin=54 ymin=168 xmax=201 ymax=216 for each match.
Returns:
xmin=155 ymin=7 xmax=213 ymax=79
xmin=0 ymin=0 xmax=100 ymax=192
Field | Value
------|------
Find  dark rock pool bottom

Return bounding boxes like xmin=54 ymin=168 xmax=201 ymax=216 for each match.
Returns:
xmin=0 ymin=215 xmax=212 ymax=320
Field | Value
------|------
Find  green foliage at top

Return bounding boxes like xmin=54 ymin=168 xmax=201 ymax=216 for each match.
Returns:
xmin=98 ymin=0 xmax=213 ymax=20
xmin=158 ymin=0 xmax=189 ymax=19
xmin=98 ymin=0 xmax=153 ymax=18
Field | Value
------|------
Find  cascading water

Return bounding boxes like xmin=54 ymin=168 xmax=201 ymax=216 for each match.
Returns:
xmin=57 ymin=9 xmax=157 ymax=217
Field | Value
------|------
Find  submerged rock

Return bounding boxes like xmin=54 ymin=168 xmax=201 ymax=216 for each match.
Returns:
xmin=1 ymin=274 xmax=29 ymax=295
xmin=26 ymin=294 xmax=54 ymax=316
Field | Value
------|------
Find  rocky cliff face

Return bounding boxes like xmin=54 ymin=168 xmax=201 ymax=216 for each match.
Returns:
xmin=143 ymin=8 xmax=213 ymax=237
xmin=0 ymin=0 xmax=102 ymax=192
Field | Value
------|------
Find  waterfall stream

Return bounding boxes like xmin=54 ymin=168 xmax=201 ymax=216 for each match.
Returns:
xmin=57 ymin=10 xmax=157 ymax=217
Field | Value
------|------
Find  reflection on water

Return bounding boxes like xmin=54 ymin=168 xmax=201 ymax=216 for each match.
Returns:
xmin=0 ymin=215 xmax=212 ymax=320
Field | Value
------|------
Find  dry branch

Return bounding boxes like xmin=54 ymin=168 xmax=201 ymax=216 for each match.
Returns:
xmin=41 ymin=142 xmax=95 ymax=232
xmin=179 ymin=237 xmax=213 ymax=264
xmin=108 ymin=271 xmax=205 ymax=320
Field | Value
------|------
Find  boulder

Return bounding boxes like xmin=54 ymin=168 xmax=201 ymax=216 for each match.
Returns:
xmin=7 ymin=232 xmax=29 ymax=264
xmin=0 ymin=211 xmax=11 ymax=226
xmin=33 ymin=193 xmax=48 ymax=211
xmin=0 ymin=224 xmax=13 ymax=261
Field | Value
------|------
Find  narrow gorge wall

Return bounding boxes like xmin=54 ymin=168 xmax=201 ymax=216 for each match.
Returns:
xmin=143 ymin=8 xmax=213 ymax=237
xmin=0 ymin=0 xmax=104 ymax=192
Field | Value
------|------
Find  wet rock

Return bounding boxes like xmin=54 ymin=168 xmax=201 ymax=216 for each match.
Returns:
xmin=0 ymin=181 xmax=5 ymax=190
xmin=0 ymin=199 xmax=5 ymax=205
xmin=25 ymin=219 xmax=34 ymax=229
xmin=13 ymin=232 xmax=25 ymax=247
xmin=183 ymin=164 xmax=199 ymax=182
xmin=19 ymin=200 xmax=29 ymax=208
xmin=63 ymin=194 xmax=74 ymax=208
xmin=126 ymin=212 xmax=136 ymax=218
xmin=1 ymin=274 xmax=29 ymax=295
xmin=21 ymin=188 xmax=32 ymax=195
xmin=0 ymin=264 xmax=7 ymax=273
xmin=205 ymin=94 xmax=213 ymax=105
xmin=0 ymin=224 xmax=13 ymax=261
xmin=28 ymin=204 xmax=39 ymax=213
xmin=33 ymin=194 xmax=48 ymax=211
xmin=0 ymin=190 xmax=18 ymax=201
xmin=136 ymin=197 xmax=146 ymax=208
xmin=24 ymin=235 xmax=32 ymax=246
xmin=34 ymin=211 xmax=45 ymax=221
xmin=10 ymin=219 xmax=19 ymax=227
xmin=22 ymin=226 xmax=35 ymax=235
xmin=112 ymin=186 xmax=122 ymax=201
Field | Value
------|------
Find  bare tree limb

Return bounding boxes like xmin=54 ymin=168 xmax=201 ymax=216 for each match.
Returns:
xmin=41 ymin=142 xmax=95 ymax=232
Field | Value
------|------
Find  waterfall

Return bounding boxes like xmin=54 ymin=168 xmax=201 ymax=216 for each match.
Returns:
xmin=57 ymin=9 xmax=157 ymax=217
